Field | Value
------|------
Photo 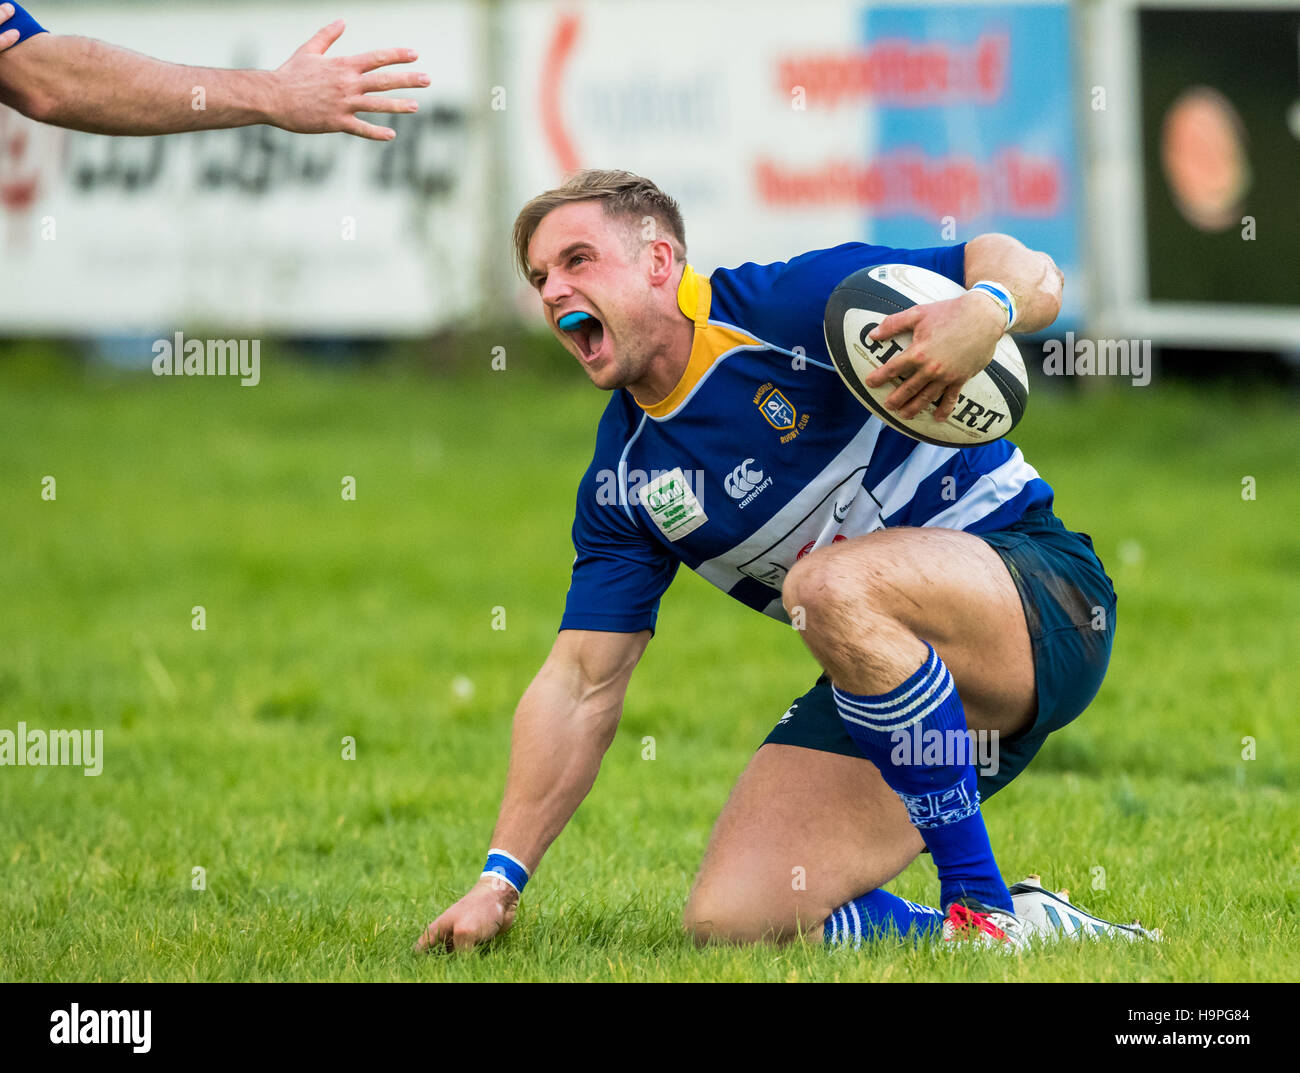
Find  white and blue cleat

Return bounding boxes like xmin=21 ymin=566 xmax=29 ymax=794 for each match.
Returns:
xmin=1009 ymin=874 xmax=1162 ymax=944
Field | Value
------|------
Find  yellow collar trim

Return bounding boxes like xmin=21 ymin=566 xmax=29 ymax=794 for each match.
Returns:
xmin=639 ymin=264 xmax=719 ymax=418
xmin=677 ymin=263 xmax=710 ymax=326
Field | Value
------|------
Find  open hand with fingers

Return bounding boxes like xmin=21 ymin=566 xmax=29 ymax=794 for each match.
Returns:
xmin=863 ymin=291 xmax=1008 ymax=422
xmin=269 ymin=19 xmax=430 ymax=141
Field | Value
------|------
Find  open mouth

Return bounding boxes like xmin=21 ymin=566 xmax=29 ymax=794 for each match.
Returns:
xmin=558 ymin=311 xmax=606 ymax=363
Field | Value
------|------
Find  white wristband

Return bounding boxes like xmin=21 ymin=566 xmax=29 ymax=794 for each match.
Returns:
xmin=970 ymin=280 xmax=1017 ymax=333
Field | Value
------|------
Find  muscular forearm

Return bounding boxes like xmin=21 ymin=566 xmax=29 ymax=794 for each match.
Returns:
xmin=2 ymin=34 xmax=277 ymax=134
xmin=0 ymin=20 xmax=425 ymax=140
xmin=488 ymin=665 xmax=622 ymax=873
xmin=415 ymin=630 xmax=643 ymax=953
xmin=964 ymin=232 xmax=1064 ymax=334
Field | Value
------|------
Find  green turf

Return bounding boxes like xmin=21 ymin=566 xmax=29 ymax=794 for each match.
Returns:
xmin=0 ymin=349 xmax=1296 ymax=981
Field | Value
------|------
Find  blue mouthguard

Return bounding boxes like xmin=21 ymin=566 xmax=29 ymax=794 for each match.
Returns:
xmin=558 ymin=312 xmax=593 ymax=331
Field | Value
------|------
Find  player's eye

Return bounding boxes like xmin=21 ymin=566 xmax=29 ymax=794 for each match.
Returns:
xmin=569 ymin=253 xmax=589 ymax=268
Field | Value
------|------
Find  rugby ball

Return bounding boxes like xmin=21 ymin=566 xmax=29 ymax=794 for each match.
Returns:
xmin=823 ymin=263 xmax=1028 ymax=447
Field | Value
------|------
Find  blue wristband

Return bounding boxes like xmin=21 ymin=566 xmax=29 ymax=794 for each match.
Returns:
xmin=970 ymin=280 xmax=1017 ymax=332
xmin=481 ymin=848 xmax=530 ymax=894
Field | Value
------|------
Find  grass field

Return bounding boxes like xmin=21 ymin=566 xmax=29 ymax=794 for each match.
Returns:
xmin=1 ymin=347 xmax=1297 ymax=982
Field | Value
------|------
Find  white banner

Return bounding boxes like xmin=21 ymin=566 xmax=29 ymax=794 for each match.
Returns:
xmin=500 ymin=0 xmax=1084 ymax=327
xmin=501 ymin=0 xmax=867 ymax=297
xmin=0 ymin=1 xmax=1087 ymax=336
xmin=0 ymin=1 xmax=485 ymax=334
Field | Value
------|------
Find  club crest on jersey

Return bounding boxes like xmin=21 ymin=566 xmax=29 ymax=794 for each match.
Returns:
xmin=639 ymin=467 xmax=708 ymax=541
xmin=757 ymin=387 xmax=796 ymax=430
xmin=754 ymin=382 xmax=811 ymax=443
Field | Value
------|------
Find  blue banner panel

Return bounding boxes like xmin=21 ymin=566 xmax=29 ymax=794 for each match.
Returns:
xmin=859 ymin=4 xmax=1082 ymax=328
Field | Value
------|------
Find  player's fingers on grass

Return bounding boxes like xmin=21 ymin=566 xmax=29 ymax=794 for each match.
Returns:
xmin=353 ymin=47 xmax=419 ymax=73
xmin=359 ymin=69 xmax=430 ymax=93
xmin=449 ymin=918 xmax=494 ymax=953
xmin=412 ymin=921 xmax=435 ymax=953
xmin=297 ymin=19 xmax=346 ymax=57
xmin=341 ymin=116 xmax=397 ymax=141
xmin=413 ymin=917 xmax=453 ymax=954
xmin=352 ymin=95 xmax=419 ymax=115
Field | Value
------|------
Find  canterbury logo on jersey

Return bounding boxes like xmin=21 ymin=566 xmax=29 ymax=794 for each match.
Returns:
xmin=725 ymin=459 xmax=764 ymax=497
xmin=724 ymin=459 xmax=773 ymax=509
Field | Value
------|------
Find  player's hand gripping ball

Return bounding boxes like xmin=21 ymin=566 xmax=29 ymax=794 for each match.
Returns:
xmin=823 ymin=263 xmax=1029 ymax=447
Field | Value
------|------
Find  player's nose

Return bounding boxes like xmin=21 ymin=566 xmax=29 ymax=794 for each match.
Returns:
xmin=539 ymin=272 xmax=574 ymax=308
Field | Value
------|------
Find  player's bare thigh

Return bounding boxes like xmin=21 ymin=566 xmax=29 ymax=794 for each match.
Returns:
xmin=785 ymin=525 xmax=1036 ymax=737
xmin=683 ymin=526 xmax=1038 ymax=944
xmin=682 ymin=744 xmax=922 ymax=944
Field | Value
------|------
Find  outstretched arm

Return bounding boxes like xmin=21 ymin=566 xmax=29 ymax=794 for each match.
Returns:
xmin=866 ymin=232 xmax=1064 ymax=421
xmin=415 ymin=628 xmax=650 ymax=953
xmin=0 ymin=17 xmax=428 ymax=140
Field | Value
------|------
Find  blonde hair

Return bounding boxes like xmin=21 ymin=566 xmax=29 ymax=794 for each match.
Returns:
xmin=513 ymin=169 xmax=686 ymax=279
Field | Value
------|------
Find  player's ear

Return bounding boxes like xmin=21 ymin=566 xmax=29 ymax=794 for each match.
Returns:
xmin=646 ymin=238 xmax=676 ymax=286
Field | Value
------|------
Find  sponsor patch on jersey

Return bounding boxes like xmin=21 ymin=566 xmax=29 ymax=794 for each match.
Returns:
xmin=640 ymin=467 xmax=708 ymax=541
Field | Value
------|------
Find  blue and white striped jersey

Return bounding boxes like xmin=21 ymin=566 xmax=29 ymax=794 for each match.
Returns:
xmin=559 ymin=242 xmax=1053 ymax=634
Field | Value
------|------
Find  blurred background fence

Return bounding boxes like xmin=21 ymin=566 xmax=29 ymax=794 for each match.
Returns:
xmin=1 ymin=0 xmax=1297 ymax=371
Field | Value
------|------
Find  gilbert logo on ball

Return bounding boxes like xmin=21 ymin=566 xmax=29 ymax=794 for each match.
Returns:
xmin=823 ymin=263 xmax=1028 ymax=447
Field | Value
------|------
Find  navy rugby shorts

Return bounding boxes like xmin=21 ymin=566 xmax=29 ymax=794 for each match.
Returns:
xmin=761 ymin=508 xmax=1117 ymax=799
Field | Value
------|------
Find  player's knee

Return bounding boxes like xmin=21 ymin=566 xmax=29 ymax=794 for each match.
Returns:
xmin=682 ymin=889 xmax=803 ymax=947
xmin=681 ymin=904 xmax=767 ymax=946
xmin=681 ymin=906 xmax=725 ymax=946
xmin=683 ymin=888 xmax=747 ymax=946
xmin=782 ymin=544 xmax=894 ymax=636
xmin=781 ymin=552 xmax=831 ymax=624
xmin=682 ymin=886 xmax=715 ymax=944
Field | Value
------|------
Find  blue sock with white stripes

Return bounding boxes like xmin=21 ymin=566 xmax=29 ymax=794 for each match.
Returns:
xmin=823 ymin=889 xmax=944 ymax=947
xmin=832 ymin=643 xmax=1012 ymax=913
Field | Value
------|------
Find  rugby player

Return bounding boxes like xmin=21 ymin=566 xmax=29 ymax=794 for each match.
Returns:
xmin=0 ymin=3 xmax=425 ymax=140
xmin=417 ymin=170 xmax=1154 ymax=953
